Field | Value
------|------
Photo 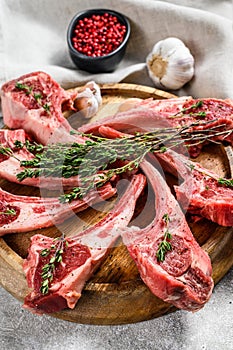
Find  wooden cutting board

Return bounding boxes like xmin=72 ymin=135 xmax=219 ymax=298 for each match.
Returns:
xmin=0 ymin=83 xmax=233 ymax=325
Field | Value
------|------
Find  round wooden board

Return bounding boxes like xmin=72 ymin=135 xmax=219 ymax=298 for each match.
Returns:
xmin=0 ymin=83 xmax=233 ymax=325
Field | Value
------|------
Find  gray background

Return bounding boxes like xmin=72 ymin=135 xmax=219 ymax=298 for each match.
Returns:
xmin=1 ymin=268 xmax=233 ymax=350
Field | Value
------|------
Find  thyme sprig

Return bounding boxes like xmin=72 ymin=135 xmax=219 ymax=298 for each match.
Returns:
xmin=217 ymin=178 xmax=233 ymax=188
xmin=14 ymin=139 xmax=45 ymax=153
xmin=1 ymin=120 xmax=230 ymax=202
xmin=0 ymin=208 xmax=16 ymax=216
xmin=15 ymin=121 xmax=230 ymax=180
xmin=182 ymin=100 xmax=204 ymax=112
xmin=15 ymin=127 xmax=175 ymax=182
xmin=40 ymin=234 xmax=68 ymax=295
xmin=156 ymin=213 xmax=172 ymax=262
xmin=0 ymin=145 xmax=14 ymax=157
xmin=59 ymin=152 xmax=149 ymax=203
xmin=169 ymin=100 xmax=204 ymax=118
xmin=15 ymin=81 xmax=51 ymax=113
xmin=15 ymin=82 xmax=33 ymax=95
xmin=185 ymin=162 xmax=233 ymax=189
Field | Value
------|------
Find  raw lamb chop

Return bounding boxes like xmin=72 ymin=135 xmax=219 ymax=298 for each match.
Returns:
xmin=0 ymin=71 xmax=100 ymax=145
xmin=0 ymin=181 xmax=116 ymax=235
xmin=122 ymin=159 xmax=214 ymax=311
xmin=97 ymin=125 xmax=233 ymax=226
xmin=156 ymin=149 xmax=233 ymax=226
xmin=79 ymin=97 xmax=233 ymax=157
xmin=23 ymin=173 xmax=146 ymax=314
xmin=0 ymin=129 xmax=86 ymax=189
xmin=79 ymin=96 xmax=191 ymax=133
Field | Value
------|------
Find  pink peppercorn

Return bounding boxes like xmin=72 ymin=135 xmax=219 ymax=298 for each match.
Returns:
xmin=72 ymin=12 xmax=127 ymax=57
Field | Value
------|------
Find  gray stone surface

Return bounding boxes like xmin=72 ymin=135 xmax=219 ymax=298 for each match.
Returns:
xmin=1 ymin=267 xmax=233 ymax=350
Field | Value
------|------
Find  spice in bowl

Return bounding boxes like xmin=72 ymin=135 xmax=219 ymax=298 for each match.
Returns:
xmin=72 ymin=13 xmax=127 ymax=57
xmin=67 ymin=9 xmax=130 ymax=73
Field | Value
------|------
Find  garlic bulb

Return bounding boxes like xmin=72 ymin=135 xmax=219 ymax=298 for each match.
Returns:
xmin=74 ymin=81 xmax=102 ymax=119
xmin=146 ymin=37 xmax=194 ymax=90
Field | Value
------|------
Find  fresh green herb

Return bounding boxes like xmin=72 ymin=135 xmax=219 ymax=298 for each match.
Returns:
xmin=0 ymin=208 xmax=16 ymax=216
xmin=59 ymin=155 xmax=147 ymax=203
xmin=187 ymin=163 xmax=195 ymax=171
xmin=169 ymin=100 xmax=204 ymax=118
xmin=156 ymin=214 xmax=172 ymax=262
xmin=218 ymin=178 xmax=233 ymax=188
xmin=191 ymin=100 xmax=203 ymax=109
xmin=160 ymin=146 xmax=167 ymax=153
xmin=0 ymin=146 xmax=13 ymax=157
xmin=15 ymin=81 xmax=50 ymax=113
xmin=33 ymin=92 xmax=42 ymax=101
xmin=0 ymin=145 xmax=21 ymax=162
xmin=193 ymin=111 xmax=206 ymax=118
xmin=11 ymin=121 xmax=232 ymax=202
xmin=43 ymin=103 xmax=50 ymax=113
xmin=17 ymin=168 xmax=41 ymax=182
xmin=162 ymin=213 xmax=170 ymax=225
xmin=40 ymin=235 xmax=68 ymax=295
xmin=15 ymin=126 xmax=184 ymax=201
xmin=184 ymin=162 xmax=233 ymax=189
xmin=15 ymin=82 xmax=33 ymax=95
xmin=182 ymin=100 xmax=204 ymax=113
xmin=156 ymin=231 xmax=172 ymax=262
xmin=14 ymin=139 xmax=44 ymax=155
xmin=14 ymin=140 xmax=24 ymax=149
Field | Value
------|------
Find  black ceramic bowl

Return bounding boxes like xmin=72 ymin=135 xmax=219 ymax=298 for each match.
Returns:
xmin=67 ymin=9 xmax=130 ymax=73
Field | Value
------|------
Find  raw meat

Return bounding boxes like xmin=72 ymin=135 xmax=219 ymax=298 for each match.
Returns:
xmin=0 ymin=129 xmax=86 ymax=189
xmin=156 ymin=149 xmax=233 ymax=226
xmin=1 ymin=71 xmax=86 ymax=145
xmin=0 ymin=181 xmax=116 ymax=235
xmin=79 ymin=97 xmax=191 ymax=134
xmin=96 ymin=125 xmax=233 ymax=226
xmin=122 ymin=159 xmax=214 ymax=311
xmin=79 ymin=97 xmax=233 ymax=157
xmin=23 ymin=174 xmax=146 ymax=314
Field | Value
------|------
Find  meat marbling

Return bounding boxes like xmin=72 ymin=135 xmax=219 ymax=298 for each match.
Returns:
xmin=0 ymin=74 xmax=229 ymax=314
xmin=98 ymin=125 xmax=233 ymax=226
xmin=156 ymin=150 xmax=233 ymax=226
xmin=23 ymin=174 xmax=146 ymax=314
xmin=79 ymin=97 xmax=233 ymax=157
xmin=1 ymin=71 xmax=86 ymax=145
xmin=122 ymin=159 xmax=214 ymax=311
xmin=0 ymin=129 xmax=90 ymax=189
xmin=0 ymin=181 xmax=116 ymax=235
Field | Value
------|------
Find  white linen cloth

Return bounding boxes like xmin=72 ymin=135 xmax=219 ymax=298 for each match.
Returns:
xmin=0 ymin=0 xmax=232 ymax=99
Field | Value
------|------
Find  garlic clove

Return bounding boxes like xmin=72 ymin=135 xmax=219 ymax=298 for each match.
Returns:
xmin=146 ymin=37 xmax=194 ymax=90
xmin=85 ymin=81 xmax=102 ymax=106
xmin=74 ymin=81 xmax=102 ymax=119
